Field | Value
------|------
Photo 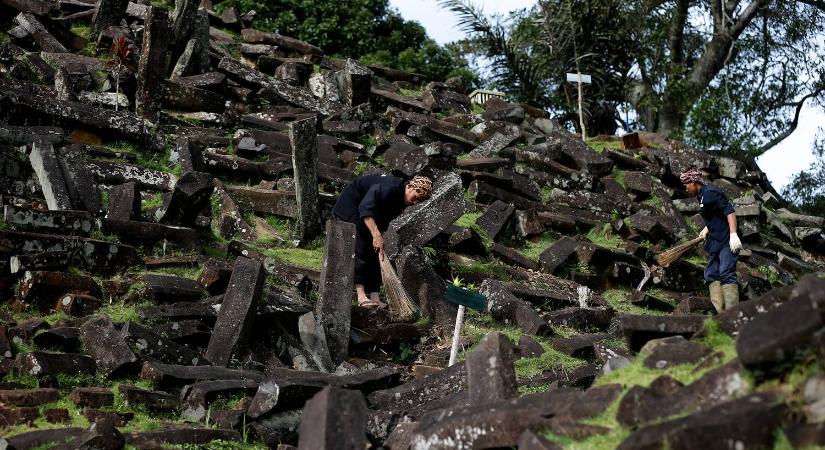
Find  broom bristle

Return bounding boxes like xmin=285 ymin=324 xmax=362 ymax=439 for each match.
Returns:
xmin=655 ymin=236 xmax=704 ymax=267
xmin=379 ymin=253 xmax=418 ymax=322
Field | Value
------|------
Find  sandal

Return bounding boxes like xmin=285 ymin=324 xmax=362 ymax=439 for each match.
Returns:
xmin=357 ymin=299 xmax=386 ymax=309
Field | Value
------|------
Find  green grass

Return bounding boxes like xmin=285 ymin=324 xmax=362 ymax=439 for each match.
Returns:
xmin=614 ymin=169 xmax=626 ymax=188
xmin=145 ymin=266 xmax=203 ymax=279
xmin=518 ymin=232 xmax=560 ymax=260
xmin=451 ymin=260 xmax=510 ymax=282
xmin=602 ymin=288 xmax=666 ymax=316
xmin=70 ymin=23 xmax=90 ymax=39
xmin=684 ymin=254 xmax=707 ymax=266
xmin=757 ymin=265 xmax=781 ymax=285
xmin=264 ymin=216 xmax=294 ymax=238
xmin=461 ymin=312 xmax=584 ymax=378
xmin=586 ymin=139 xmax=623 ymax=154
xmin=141 ymin=192 xmax=164 ymax=212
xmin=471 ymin=103 xmax=485 ymax=114
xmin=455 ymin=212 xmax=481 ymax=228
xmin=642 ymin=194 xmax=663 ymax=210
xmin=399 ymin=87 xmax=423 ymax=97
xmin=453 ymin=212 xmax=493 ymax=248
xmin=585 ymin=223 xmax=624 ymax=250
xmin=97 ymin=300 xmax=147 ymax=324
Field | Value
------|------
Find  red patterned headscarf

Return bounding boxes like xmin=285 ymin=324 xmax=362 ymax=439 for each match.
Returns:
xmin=679 ymin=167 xmax=705 ymax=185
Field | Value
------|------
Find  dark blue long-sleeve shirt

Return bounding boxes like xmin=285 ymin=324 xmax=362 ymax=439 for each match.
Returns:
xmin=698 ymin=184 xmax=737 ymax=252
xmin=332 ymin=175 xmax=406 ymax=230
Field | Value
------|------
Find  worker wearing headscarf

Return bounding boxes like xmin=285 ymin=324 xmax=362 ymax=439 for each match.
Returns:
xmin=332 ymin=174 xmax=433 ymax=308
xmin=680 ymin=166 xmax=742 ymax=312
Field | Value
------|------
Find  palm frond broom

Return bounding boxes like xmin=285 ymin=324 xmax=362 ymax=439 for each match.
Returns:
xmin=655 ymin=236 xmax=705 ymax=267
xmin=379 ymin=252 xmax=418 ymax=322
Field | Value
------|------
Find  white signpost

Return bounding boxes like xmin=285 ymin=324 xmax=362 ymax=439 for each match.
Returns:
xmin=566 ymin=72 xmax=592 ymax=142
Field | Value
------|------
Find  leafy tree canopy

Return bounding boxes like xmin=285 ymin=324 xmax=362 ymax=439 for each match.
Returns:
xmin=217 ymin=0 xmax=478 ymax=87
xmin=782 ymin=130 xmax=825 ymax=216
xmin=440 ymin=0 xmax=825 ymax=157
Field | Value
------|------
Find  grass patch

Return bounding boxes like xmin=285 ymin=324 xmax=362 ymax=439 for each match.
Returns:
xmin=97 ymin=300 xmax=147 ymax=324
xmin=141 ymin=192 xmax=164 ymax=212
xmin=451 ymin=260 xmax=510 ymax=282
xmin=518 ymin=232 xmax=559 ymax=260
xmin=399 ymin=87 xmax=423 ymax=97
xmin=603 ymin=288 xmax=665 ymax=316
xmin=684 ymin=254 xmax=707 ymax=266
xmin=614 ymin=169 xmax=626 ymax=188
xmin=455 ymin=212 xmax=481 ymax=228
xmin=585 ymin=223 xmax=624 ymax=250
xmin=146 ymin=266 xmax=202 ymax=279
xmin=586 ymin=139 xmax=623 ymax=154
xmin=756 ymin=265 xmax=781 ymax=285
xmin=642 ymin=194 xmax=663 ymax=210
xmin=461 ymin=312 xmax=584 ymax=378
xmin=70 ymin=23 xmax=90 ymax=39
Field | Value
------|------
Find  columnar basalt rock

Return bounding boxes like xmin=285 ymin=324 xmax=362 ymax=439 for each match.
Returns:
xmin=205 ymin=257 xmax=264 ymax=366
xmin=316 ymin=220 xmax=356 ymax=365
xmin=289 ymin=116 xmax=321 ymax=243
xmin=136 ymin=7 xmax=171 ymax=121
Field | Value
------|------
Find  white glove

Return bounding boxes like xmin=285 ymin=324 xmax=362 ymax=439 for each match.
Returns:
xmin=729 ymin=233 xmax=742 ymax=254
xmin=699 ymin=227 xmax=709 ymax=240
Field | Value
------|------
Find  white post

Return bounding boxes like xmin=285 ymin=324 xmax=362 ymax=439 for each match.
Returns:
xmin=448 ymin=305 xmax=466 ymax=367
xmin=577 ymin=71 xmax=586 ymax=142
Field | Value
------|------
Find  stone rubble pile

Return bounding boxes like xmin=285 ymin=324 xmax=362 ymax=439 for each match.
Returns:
xmin=0 ymin=0 xmax=824 ymax=448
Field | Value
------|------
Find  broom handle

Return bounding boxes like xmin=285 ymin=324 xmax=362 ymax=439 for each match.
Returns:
xmin=448 ymin=305 xmax=466 ymax=367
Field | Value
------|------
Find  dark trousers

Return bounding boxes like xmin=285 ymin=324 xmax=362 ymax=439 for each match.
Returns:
xmin=704 ymin=245 xmax=738 ymax=285
xmin=335 ymin=214 xmax=382 ymax=293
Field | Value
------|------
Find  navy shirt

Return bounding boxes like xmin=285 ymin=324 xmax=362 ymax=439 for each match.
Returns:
xmin=332 ymin=175 xmax=406 ymax=230
xmin=698 ymin=184 xmax=736 ymax=252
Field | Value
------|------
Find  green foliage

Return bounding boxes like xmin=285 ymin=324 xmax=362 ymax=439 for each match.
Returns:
xmin=518 ymin=232 xmax=558 ymax=260
xmin=216 ymin=0 xmax=477 ymax=85
xmin=586 ymin=139 xmax=623 ymax=154
xmin=585 ymin=223 xmax=624 ymax=250
xmin=141 ymin=192 xmax=164 ymax=212
xmin=398 ymin=342 xmax=416 ymax=363
xmin=452 ymin=260 xmax=510 ymax=282
xmin=783 ymin=133 xmax=825 ymax=217
xmin=602 ymin=288 xmax=665 ymax=316
xmin=642 ymin=193 xmax=663 ymax=210
xmin=757 ymin=265 xmax=781 ymax=286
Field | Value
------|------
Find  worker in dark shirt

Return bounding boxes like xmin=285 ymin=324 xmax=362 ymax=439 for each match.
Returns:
xmin=680 ymin=167 xmax=742 ymax=312
xmin=332 ymin=174 xmax=433 ymax=308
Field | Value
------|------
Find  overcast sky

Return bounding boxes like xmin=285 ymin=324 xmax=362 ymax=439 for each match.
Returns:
xmin=389 ymin=0 xmax=823 ymax=191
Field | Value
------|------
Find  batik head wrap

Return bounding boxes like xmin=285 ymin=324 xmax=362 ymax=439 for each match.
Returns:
xmin=679 ymin=167 xmax=705 ymax=185
xmin=407 ymin=176 xmax=433 ymax=200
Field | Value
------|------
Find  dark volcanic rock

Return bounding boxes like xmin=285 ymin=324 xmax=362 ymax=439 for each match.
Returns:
xmin=616 ymin=314 xmax=706 ymax=352
xmin=297 ymin=387 xmax=368 ymax=450
xmin=14 ymin=351 xmax=96 ymax=376
xmin=466 ymin=332 xmax=518 ymax=405
xmin=481 ymin=280 xmax=553 ymax=336
xmin=617 ymin=393 xmax=786 ymax=450
xmin=79 ymin=314 xmax=138 ymax=376
xmin=205 ymin=257 xmax=264 ymax=366
xmin=736 ymin=274 xmax=825 ymax=374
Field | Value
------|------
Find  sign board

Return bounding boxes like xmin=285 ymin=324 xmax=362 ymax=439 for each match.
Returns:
xmin=445 ymin=284 xmax=487 ymax=312
xmin=566 ymin=73 xmax=592 ymax=84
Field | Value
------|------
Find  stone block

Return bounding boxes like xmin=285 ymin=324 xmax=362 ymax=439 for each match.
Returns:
xmin=538 ymin=236 xmax=578 ymax=274
xmin=466 ymin=332 xmax=518 ymax=405
xmin=316 ymin=220 xmax=356 ymax=365
xmin=205 ymin=257 xmax=264 ymax=366
xmin=384 ymin=172 xmax=465 ymax=260
xmin=297 ymin=387 xmax=367 ymax=450
xmin=289 ymin=116 xmax=321 ymax=242
xmin=29 ymin=141 xmax=72 ymax=210
xmin=80 ymin=314 xmax=138 ymax=376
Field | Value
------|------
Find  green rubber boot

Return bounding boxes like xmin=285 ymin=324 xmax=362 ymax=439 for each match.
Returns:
xmin=722 ymin=283 xmax=739 ymax=310
xmin=708 ymin=281 xmax=724 ymax=313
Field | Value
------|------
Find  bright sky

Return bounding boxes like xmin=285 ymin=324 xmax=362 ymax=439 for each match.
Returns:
xmin=389 ymin=0 xmax=822 ymax=192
